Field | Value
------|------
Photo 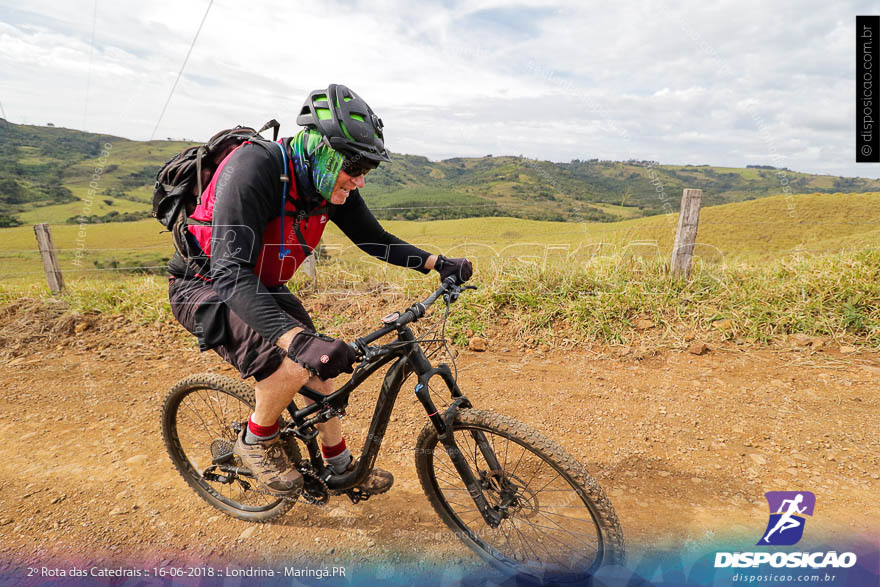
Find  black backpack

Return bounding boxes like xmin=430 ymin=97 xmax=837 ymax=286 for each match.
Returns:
xmin=151 ymin=120 xmax=280 ymax=274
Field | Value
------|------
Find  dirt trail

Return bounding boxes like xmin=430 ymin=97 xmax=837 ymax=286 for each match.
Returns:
xmin=0 ymin=304 xmax=878 ymax=573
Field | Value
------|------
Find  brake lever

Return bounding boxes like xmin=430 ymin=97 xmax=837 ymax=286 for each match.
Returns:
xmin=349 ymin=341 xmax=366 ymax=362
xmin=351 ymin=341 xmax=383 ymax=363
xmin=444 ymin=282 xmax=477 ymax=304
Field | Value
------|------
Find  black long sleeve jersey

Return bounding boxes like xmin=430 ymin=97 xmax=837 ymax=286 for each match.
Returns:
xmin=168 ymin=141 xmax=432 ymax=345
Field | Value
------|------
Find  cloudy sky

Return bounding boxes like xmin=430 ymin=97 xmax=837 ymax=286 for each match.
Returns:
xmin=1 ymin=0 xmax=877 ymax=178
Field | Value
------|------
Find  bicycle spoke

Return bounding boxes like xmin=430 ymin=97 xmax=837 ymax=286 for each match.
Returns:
xmin=177 ymin=418 xmax=215 ymax=453
xmin=529 ymin=469 xmax=563 ymax=498
xmin=433 ymin=460 xmax=462 ymax=482
xmin=509 ymin=445 xmax=528 ymax=480
xmin=191 ymin=390 xmax=223 ymax=435
xmin=500 ymin=520 xmax=515 ymax=558
xmin=198 ymin=390 xmax=230 ymax=438
xmin=445 ymin=499 xmax=479 ymax=511
xmin=454 ymin=429 xmax=480 ymax=472
xmin=539 ymin=508 xmax=600 ymax=521
xmin=514 ymin=520 xmax=570 ymax=568
xmin=521 ymin=526 xmax=596 ymax=569
xmin=534 ymin=509 xmax=598 ymax=543
xmin=520 ymin=457 xmax=547 ymax=489
xmin=181 ymin=398 xmax=221 ymax=439
xmin=177 ymin=410 xmax=216 ymax=445
xmin=509 ymin=518 xmax=544 ymax=564
xmin=502 ymin=519 xmax=536 ymax=562
xmin=516 ymin=517 xmax=593 ymax=545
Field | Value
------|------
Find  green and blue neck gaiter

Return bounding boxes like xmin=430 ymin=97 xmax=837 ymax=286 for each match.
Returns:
xmin=289 ymin=129 xmax=345 ymax=201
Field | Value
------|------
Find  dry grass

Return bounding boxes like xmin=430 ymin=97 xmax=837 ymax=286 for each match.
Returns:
xmin=2 ymin=247 xmax=877 ymax=349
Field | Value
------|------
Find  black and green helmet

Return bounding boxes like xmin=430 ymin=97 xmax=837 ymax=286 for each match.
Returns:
xmin=296 ymin=84 xmax=391 ymax=164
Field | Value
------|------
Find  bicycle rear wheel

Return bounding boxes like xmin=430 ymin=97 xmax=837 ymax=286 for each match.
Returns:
xmin=415 ymin=409 xmax=624 ymax=581
xmin=161 ymin=373 xmax=299 ymax=523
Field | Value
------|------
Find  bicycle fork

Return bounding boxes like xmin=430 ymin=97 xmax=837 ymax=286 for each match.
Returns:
xmin=413 ymin=363 xmax=506 ymax=528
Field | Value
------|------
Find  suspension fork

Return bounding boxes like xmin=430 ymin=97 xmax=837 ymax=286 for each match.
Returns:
xmin=410 ymin=349 xmax=505 ymax=527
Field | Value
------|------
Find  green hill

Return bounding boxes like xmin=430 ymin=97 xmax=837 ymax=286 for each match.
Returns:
xmin=3 ymin=119 xmax=880 ymax=226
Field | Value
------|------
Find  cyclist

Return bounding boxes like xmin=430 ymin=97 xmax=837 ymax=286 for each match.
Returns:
xmin=167 ymin=84 xmax=472 ymax=496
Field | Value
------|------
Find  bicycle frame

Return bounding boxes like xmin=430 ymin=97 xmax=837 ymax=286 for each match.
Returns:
xmin=280 ymin=282 xmax=507 ymax=526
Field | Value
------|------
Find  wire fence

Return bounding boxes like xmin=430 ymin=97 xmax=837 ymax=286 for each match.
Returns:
xmin=4 ymin=195 xmax=877 ymax=282
xmin=1 ymin=233 xmax=872 ymax=259
xmin=24 ymin=213 xmax=880 ymax=231
xmin=3 ymin=216 xmax=877 ymax=257
xmin=0 ymin=240 xmax=868 ymax=279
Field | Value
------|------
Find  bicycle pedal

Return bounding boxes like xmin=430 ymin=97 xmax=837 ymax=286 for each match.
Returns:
xmin=210 ymin=439 xmax=235 ymax=464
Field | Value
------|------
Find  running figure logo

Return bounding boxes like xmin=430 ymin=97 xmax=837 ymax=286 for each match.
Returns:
xmin=758 ymin=491 xmax=816 ymax=546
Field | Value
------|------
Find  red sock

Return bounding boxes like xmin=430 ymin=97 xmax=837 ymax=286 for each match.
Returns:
xmin=248 ymin=417 xmax=279 ymax=439
xmin=321 ymin=438 xmax=347 ymax=459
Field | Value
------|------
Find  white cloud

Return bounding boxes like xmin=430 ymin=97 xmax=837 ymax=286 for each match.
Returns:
xmin=0 ymin=0 xmax=878 ymax=178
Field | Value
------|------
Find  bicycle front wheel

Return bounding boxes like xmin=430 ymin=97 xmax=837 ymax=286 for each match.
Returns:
xmin=415 ymin=409 xmax=624 ymax=581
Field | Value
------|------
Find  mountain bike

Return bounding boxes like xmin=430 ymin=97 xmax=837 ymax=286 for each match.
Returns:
xmin=161 ymin=278 xmax=624 ymax=581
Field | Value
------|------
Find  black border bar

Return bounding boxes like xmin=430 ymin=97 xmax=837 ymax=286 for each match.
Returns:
xmin=857 ymin=15 xmax=880 ymax=163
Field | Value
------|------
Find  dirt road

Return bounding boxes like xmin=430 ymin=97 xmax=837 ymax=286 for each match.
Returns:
xmin=1 ymin=302 xmax=878 ymax=574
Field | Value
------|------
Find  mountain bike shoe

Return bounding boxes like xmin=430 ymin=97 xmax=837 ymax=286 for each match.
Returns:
xmin=233 ymin=429 xmax=304 ymax=496
xmin=342 ymin=457 xmax=394 ymax=494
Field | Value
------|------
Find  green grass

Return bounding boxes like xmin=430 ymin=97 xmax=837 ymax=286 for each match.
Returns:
xmin=2 ymin=191 xmax=878 ymax=347
xmin=16 ymin=190 xmax=147 ymax=224
xmin=590 ymin=202 xmax=643 ymax=219
xmin=2 ymin=249 xmax=877 ymax=347
xmin=2 ymin=190 xmax=878 ymax=278
xmin=449 ymin=249 xmax=880 ymax=345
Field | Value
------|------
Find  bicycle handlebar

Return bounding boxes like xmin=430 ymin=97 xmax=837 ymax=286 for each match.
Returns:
xmin=397 ymin=277 xmax=455 ymax=325
xmin=351 ymin=277 xmax=474 ymax=353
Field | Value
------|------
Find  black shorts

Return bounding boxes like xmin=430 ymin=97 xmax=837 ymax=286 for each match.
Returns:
xmin=168 ymin=277 xmax=315 ymax=382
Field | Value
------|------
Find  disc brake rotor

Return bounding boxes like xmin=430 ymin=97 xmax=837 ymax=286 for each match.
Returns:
xmin=482 ymin=471 xmax=540 ymax=519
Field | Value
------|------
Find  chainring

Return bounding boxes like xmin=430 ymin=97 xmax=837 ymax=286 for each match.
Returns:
xmin=299 ymin=468 xmax=330 ymax=505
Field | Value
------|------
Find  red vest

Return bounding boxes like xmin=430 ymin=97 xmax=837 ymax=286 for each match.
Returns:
xmin=186 ymin=143 xmax=329 ymax=287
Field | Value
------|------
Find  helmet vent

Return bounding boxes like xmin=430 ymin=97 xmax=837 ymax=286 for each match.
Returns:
xmin=295 ymin=84 xmax=391 ymax=163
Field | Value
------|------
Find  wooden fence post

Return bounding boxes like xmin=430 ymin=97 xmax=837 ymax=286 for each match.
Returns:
xmin=301 ymin=253 xmax=318 ymax=292
xmin=670 ymin=189 xmax=703 ymax=278
xmin=33 ymin=223 xmax=65 ymax=293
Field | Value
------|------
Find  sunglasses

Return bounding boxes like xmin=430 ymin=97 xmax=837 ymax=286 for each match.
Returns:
xmin=341 ymin=157 xmax=379 ymax=177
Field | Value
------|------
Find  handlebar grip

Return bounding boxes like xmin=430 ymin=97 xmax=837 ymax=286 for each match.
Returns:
xmin=397 ymin=310 xmax=417 ymax=325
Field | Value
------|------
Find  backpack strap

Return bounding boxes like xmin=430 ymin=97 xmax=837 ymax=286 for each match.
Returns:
xmin=257 ymin=119 xmax=281 ymax=142
xmin=289 ymin=206 xmax=328 ymax=261
xmin=272 ymin=140 xmax=329 ymax=261
xmin=274 ymin=141 xmax=294 ymax=259
xmin=195 ymin=146 xmax=206 ymax=204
